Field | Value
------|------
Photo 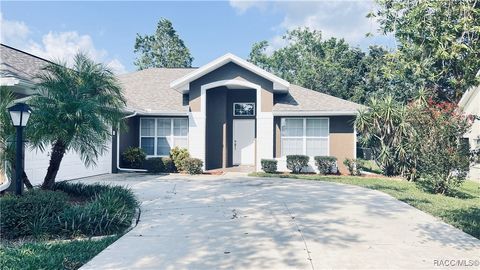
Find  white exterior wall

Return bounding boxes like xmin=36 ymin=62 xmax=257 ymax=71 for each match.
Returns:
xmin=460 ymin=86 xmax=480 ymax=181
xmin=463 ymin=90 xmax=480 ymax=150
xmin=24 ymin=139 xmax=112 ymax=186
xmin=256 ymin=113 xmax=274 ymax=171
xmin=462 ymin=88 xmax=480 ymax=149
xmin=188 ymin=112 xmax=206 ymax=169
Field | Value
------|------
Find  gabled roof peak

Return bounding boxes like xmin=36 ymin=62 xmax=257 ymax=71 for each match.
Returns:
xmin=170 ymin=53 xmax=290 ymax=93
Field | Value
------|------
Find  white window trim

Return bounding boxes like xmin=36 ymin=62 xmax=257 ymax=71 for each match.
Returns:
xmin=139 ymin=117 xmax=189 ymax=158
xmin=233 ymin=102 xmax=256 ymax=117
xmin=280 ymin=117 xmax=330 ymax=157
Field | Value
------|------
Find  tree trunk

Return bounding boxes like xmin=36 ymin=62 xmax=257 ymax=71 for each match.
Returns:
xmin=41 ymin=140 xmax=67 ymax=190
xmin=23 ymin=171 xmax=33 ymax=190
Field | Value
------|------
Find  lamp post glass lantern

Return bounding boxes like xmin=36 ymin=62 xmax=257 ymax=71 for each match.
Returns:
xmin=9 ymin=103 xmax=31 ymax=127
xmin=8 ymin=103 xmax=31 ymax=195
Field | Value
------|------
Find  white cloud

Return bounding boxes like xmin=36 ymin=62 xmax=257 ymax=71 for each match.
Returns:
xmin=27 ymin=31 xmax=107 ymax=64
xmin=230 ymin=0 xmax=395 ymax=50
xmin=229 ymin=0 xmax=269 ymax=14
xmin=106 ymin=59 xmax=127 ymax=74
xmin=0 ymin=12 xmax=30 ymax=48
xmin=0 ymin=13 xmax=127 ymax=74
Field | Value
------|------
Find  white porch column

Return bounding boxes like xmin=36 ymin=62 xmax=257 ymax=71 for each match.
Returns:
xmin=256 ymin=112 xmax=274 ymax=171
xmin=188 ymin=112 xmax=206 ymax=169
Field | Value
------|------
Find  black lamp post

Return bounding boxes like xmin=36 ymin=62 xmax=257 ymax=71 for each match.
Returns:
xmin=8 ymin=103 xmax=31 ymax=195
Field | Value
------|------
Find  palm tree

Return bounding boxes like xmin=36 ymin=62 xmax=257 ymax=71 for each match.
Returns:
xmin=0 ymin=87 xmax=15 ymax=184
xmin=28 ymin=53 xmax=126 ymax=190
xmin=355 ymin=95 xmax=414 ymax=177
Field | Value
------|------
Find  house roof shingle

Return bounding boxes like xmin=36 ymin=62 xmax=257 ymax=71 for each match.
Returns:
xmin=0 ymin=44 xmax=51 ymax=83
xmin=120 ymin=67 xmax=365 ymax=114
xmin=273 ymin=84 xmax=365 ymax=113
xmin=117 ymin=68 xmax=195 ymax=114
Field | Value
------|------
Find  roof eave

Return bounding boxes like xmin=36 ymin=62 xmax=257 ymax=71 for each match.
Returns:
xmin=272 ymin=110 xmax=360 ymax=116
xmin=170 ymin=53 xmax=290 ymax=93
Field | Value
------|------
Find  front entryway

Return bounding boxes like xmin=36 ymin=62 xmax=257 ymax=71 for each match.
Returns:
xmin=232 ymin=119 xmax=255 ymax=165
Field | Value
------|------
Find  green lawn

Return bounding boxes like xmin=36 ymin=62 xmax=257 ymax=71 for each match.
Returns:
xmin=0 ymin=236 xmax=119 ymax=270
xmin=250 ymin=172 xmax=480 ymax=239
xmin=358 ymin=159 xmax=383 ymax=174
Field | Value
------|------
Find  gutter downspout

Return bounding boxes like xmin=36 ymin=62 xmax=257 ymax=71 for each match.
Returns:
xmin=116 ymin=111 xmax=147 ymax=172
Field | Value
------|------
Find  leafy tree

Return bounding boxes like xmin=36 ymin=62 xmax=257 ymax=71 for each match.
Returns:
xmin=134 ymin=18 xmax=193 ymax=70
xmin=249 ymin=28 xmax=365 ymax=101
xmin=408 ymin=98 xmax=472 ymax=194
xmin=356 ymin=46 xmax=425 ymax=104
xmin=373 ymin=0 xmax=480 ymax=102
xmin=28 ymin=53 xmax=126 ymax=190
xmin=249 ymin=28 xmax=397 ymax=103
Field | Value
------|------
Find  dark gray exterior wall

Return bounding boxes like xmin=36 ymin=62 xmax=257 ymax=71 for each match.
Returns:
xmin=205 ymin=87 xmax=227 ymax=170
xmin=189 ymin=62 xmax=273 ymax=112
xmin=117 ymin=117 xmax=140 ymax=168
xmin=205 ymin=87 xmax=257 ymax=170
xmin=330 ymin=116 xmax=355 ymax=133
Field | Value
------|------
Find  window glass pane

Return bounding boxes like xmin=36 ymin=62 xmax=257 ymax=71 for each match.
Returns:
xmin=306 ymin=119 xmax=328 ymax=137
xmin=157 ymin=137 xmax=172 ymax=156
xmin=140 ymin=138 xmax=154 ymax=155
xmin=173 ymin=137 xmax=188 ymax=149
xmin=234 ymin=103 xmax=255 ymax=116
xmin=157 ymin=119 xmax=171 ymax=136
xmin=282 ymin=119 xmax=303 ymax=137
xmin=306 ymin=138 xmax=328 ymax=156
xmin=282 ymin=138 xmax=303 ymax=156
xmin=140 ymin=119 xmax=155 ymax=136
xmin=173 ymin=118 xmax=188 ymax=136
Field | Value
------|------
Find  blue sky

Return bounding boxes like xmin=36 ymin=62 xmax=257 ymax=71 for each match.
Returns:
xmin=1 ymin=1 xmax=395 ymax=73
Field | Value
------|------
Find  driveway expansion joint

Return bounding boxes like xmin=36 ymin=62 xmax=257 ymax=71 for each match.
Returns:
xmin=284 ymin=202 xmax=315 ymax=270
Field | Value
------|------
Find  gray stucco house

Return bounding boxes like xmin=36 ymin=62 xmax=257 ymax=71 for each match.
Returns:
xmin=1 ymin=44 xmax=363 ymax=178
xmin=115 ymin=53 xmax=364 ymax=173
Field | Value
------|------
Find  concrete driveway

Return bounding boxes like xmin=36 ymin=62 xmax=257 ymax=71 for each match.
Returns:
xmin=79 ymin=173 xmax=480 ymax=270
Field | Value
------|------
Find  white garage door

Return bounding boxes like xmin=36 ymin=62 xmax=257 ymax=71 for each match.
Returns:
xmin=24 ymin=138 xmax=112 ymax=186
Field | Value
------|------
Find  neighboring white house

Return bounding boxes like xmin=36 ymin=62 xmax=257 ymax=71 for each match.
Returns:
xmin=459 ymin=85 xmax=480 ymax=181
xmin=0 ymin=44 xmax=112 ymax=187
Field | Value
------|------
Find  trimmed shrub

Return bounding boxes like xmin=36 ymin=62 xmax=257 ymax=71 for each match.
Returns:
xmin=59 ymin=188 xmax=137 ymax=236
xmin=183 ymin=158 xmax=203 ymax=175
xmin=122 ymin=147 xmax=146 ymax=169
xmin=314 ymin=156 xmax=337 ymax=175
xmin=286 ymin=155 xmax=309 ymax=174
xmin=343 ymin=158 xmax=364 ymax=176
xmin=144 ymin=157 xmax=165 ymax=173
xmin=170 ymin=147 xmax=190 ymax=172
xmin=0 ymin=190 xmax=68 ymax=239
xmin=261 ymin=159 xmax=277 ymax=173
xmin=162 ymin=157 xmax=176 ymax=173
xmin=53 ymin=182 xmax=138 ymax=210
xmin=0 ymin=182 xmax=138 ymax=240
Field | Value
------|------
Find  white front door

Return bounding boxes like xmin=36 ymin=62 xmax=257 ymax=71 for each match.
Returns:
xmin=233 ymin=119 xmax=255 ymax=165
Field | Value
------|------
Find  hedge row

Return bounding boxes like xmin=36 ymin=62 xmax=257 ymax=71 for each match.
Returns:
xmin=261 ymin=155 xmax=339 ymax=174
